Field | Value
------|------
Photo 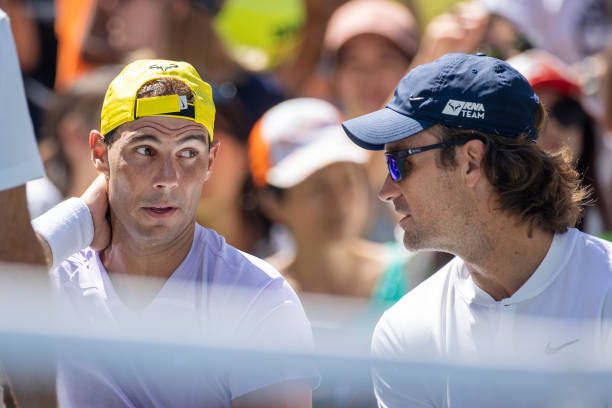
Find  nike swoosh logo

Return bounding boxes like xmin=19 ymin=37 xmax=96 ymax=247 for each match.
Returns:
xmin=409 ymin=97 xmax=425 ymax=101
xmin=544 ymin=339 xmax=579 ymax=355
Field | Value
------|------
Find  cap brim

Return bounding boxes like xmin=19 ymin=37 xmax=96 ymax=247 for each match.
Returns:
xmin=266 ymin=127 xmax=368 ymax=188
xmin=342 ymin=107 xmax=434 ymax=151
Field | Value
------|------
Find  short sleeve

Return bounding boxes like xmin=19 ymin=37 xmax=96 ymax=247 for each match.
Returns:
xmin=0 ymin=10 xmax=44 ymax=191
xmin=228 ymin=279 xmax=320 ymax=400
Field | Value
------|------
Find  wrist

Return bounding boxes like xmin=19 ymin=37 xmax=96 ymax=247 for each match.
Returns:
xmin=31 ymin=197 xmax=94 ymax=269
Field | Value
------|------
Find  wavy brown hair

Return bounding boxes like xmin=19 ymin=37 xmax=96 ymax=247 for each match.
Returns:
xmin=431 ymin=105 xmax=589 ymax=235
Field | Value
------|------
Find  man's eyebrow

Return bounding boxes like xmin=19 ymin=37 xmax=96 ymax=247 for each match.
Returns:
xmin=177 ymin=133 xmax=208 ymax=145
xmin=126 ymin=134 xmax=161 ymax=145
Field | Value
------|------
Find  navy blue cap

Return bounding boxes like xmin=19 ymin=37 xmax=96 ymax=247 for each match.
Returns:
xmin=342 ymin=53 xmax=541 ymax=150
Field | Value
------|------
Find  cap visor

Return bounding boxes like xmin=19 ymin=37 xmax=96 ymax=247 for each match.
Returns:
xmin=342 ymin=107 xmax=434 ymax=150
xmin=267 ymin=127 xmax=368 ymax=188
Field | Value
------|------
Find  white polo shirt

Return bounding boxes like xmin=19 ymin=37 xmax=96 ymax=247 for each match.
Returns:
xmin=0 ymin=9 xmax=44 ymax=191
xmin=372 ymin=228 xmax=612 ymax=407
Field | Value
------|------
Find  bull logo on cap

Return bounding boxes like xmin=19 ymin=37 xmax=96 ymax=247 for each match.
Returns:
xmin=149 ymin=63 xmax=179 ymax=72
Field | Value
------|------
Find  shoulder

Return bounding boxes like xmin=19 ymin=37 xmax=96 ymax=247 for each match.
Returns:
xmin=563 ymin=228 xmax=612 ymax=282
xmin=372 ymin=257 xmax=459 ymax=359
xmin=198 ymin=226 xmax=284 ymax=284
xmin=573 ymin=229 xmax=612 ymax=300
xmin=574 ymin=229 xmax=612 ymax=262
xmin=198 ymin=225 xmax=305 ymax=304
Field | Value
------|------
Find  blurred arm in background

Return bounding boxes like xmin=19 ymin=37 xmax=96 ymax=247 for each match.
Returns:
xmin=0 ymin=7 xmax=46 ymax=265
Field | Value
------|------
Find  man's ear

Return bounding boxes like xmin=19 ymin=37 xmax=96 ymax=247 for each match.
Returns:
xmin=461 ymin=139 xmax=486 ymax=188
xmin=203 ymin=141 xmax=220 ymax=182
xmin=90 ymin=130 xmax=109 ymax=177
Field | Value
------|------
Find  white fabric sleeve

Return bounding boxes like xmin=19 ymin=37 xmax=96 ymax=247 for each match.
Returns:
xmin=228 ymin=279 xmax=320 ymax=400
xmin=0 ymin=10 xmax=45 ymax=191
xmin=32 ymin=198 xmax=94 ymax=269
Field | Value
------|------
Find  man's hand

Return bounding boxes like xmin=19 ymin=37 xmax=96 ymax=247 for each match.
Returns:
xmin=81 ymin=174 xmax=111 ymax=251
xmin=411 ymin=2 xmax=489 ymax=68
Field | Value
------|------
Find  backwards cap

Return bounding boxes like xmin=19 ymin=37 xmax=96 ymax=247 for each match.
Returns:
xmin=100 ymin=59 xmax=215 ymax=141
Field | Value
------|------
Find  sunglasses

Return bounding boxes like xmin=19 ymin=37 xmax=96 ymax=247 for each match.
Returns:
xmin=385 ymin=136 xmax=477 ymax=182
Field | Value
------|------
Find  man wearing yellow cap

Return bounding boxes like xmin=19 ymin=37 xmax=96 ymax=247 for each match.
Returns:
xmin=40 ymin=59 xmax=317 ymax=407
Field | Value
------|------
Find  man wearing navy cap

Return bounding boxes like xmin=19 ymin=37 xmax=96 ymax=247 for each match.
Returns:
xmin=343 ymin=53 xmax=612 ymax=407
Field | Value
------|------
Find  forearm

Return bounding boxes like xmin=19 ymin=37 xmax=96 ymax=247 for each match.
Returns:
xmin=0 ymin=185 xmax=47 ymax=265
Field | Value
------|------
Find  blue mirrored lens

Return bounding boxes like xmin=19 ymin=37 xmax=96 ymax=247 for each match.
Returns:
xmin=386 ymin=155 xmax=401 ymax=181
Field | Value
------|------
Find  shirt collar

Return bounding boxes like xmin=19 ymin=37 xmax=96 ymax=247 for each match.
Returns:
xmin=455 ymin=228 xmax=577 ymax=306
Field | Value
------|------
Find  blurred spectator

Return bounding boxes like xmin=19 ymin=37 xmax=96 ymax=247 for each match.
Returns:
xmin=213 ymin=0 xmax=305 ymax=72
xmin=597 ymin=44 xmax=612 ymax=241
xmin=27 ymin=66 xmax=120 ymax=218
xmin=55 ymin=0 xmax=95 ymax=89
xmin=2 ymin=0 xmax=61 ymax=218
xmin=249 ymin=97 xmax=434 ymax=407
xmin=508 ymin=49 xmax=612 ymax=236
xmin=482 ymin=0 xmax=611 ymax=64
xmin=276 ymin=0 xmax=347 ymax=96
xmin=55 ymin=0 xmax=285 ymax=127
xmin=196 ymin=87 xmax=274 ymax=257
xmin=2 ymin=0 xmax=56 ymax=137
xmin=38 ymin=66 xmax=120 ymax=198
xmin=0 ymin=0 xmax=39 ymax=71
xmin=318 ymin=0 xmax=421 ymax=245
xmin=249 ymin=98 xmax=432 ymax=305
xmin=324 ymin=0 xmax=419 ymax=119
xmin=410 ymin=1 xmax=489 ymax=67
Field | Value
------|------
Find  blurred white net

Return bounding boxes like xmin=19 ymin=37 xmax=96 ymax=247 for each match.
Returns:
xmin=0 ymin=266 xmax=610 ymax=407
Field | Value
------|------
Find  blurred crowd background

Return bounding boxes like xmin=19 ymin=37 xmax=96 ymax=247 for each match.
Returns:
xmin=3 ymin=0 xmax=612 ymax=406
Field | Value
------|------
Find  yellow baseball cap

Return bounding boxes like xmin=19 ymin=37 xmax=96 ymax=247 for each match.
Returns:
xmin=100 ymin=59 xmax=215 ymax=141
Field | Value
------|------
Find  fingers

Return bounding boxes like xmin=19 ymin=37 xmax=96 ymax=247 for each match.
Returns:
xmin=413 ymin=2 xmax=490 ymax=66
xmin=82 ymin=174 xmax=112 ymax=251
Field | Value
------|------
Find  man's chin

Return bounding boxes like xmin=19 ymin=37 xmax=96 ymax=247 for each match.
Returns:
xmin=132 ymin=221 xmax=188 ymax=242
xmin=402 ymin=231 xmax=426 ymax=252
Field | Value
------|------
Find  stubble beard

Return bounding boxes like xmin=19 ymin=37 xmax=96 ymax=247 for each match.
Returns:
xmin=401 ymin=217 xmax=435 ymax=252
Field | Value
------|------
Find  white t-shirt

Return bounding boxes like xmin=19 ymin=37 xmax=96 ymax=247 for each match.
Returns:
xmin=0 ymin=9 xmax=44 ymax=191
xmin=372 ymin=228 xmax=612 ymax=408
xmin=51 ymin=224 xmax=319 ymax=408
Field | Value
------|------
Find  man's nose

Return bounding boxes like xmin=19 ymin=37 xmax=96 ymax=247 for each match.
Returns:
xmin=153 ymin=157 xmax=179 ymax=189
xmin=378 ymin=174 xmax=401 ymax=203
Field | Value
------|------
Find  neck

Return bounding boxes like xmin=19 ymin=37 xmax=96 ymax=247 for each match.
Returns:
xmin=293 ymin=239 xmax=347 ymax=274
xmin=101 ymin=218 xmax=195 ymax=281
xmin=461 ymin=217 xmax=554 ymax=301
xmin=289 ymin=236 xmax=365 ymax=294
